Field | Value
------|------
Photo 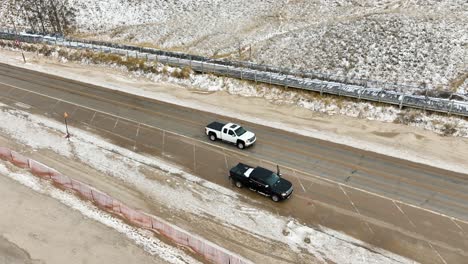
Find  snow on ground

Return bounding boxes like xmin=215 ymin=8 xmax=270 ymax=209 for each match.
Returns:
xmin=22 ymin=42 xmax=468 ymax=140
xmin=5 ymin=40 xmax=468 ymax=140
xmin=0 ymin=103 xmax=414 ymax=263
xmin=0 ymin=163 xmax=200 ymax=264
xmin=2 ymin=0 xmax=466 ymax=92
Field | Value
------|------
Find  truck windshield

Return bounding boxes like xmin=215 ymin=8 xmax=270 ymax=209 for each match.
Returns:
xmin=235 ymin=126 xmax=247 ymax=136
xmin=265 ymin=173 xmax=280 ymax=186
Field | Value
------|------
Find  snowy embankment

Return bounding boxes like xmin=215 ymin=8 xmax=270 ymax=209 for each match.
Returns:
xmin=0 ymin=103 xmax=414 ymax=264
xmin=2 ymin=0 xmax=463 ymax=93
xmin=2 ymin=39 xmax=467 ymax=140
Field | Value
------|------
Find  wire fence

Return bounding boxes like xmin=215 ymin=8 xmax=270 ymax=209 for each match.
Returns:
xmin=1 ymin=29 xmax=467 ymax=117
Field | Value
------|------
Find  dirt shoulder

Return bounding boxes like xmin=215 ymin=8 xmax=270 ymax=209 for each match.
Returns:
xmin=0 ymin=168 xmax=166 ymax=264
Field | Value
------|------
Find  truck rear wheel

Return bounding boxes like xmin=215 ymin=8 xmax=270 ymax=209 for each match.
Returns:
xmin=235 ymin=181 xmax=243 ymax=188
xmin=209 ymin=133 xmax=217 ymax=141
xmin=237 ymin=141 xmax=245 ymax=149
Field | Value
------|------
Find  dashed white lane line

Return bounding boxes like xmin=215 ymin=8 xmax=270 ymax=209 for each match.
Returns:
xmin=451 ymin=218 xmax=466 ymax=236
xmin=393 ymin=201 xmax=417 ymax=229
xmin=428 ymin=242 xmax=448 ymax=264
xmin=339 ymin=185 xmax=374 ymax=235
xmin=294 ymin=170 xmax=307 ymax=192
xmin=113 ymin=118 xmax=119 ymax=129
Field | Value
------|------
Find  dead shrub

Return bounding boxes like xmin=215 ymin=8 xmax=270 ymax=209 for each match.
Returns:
xmin=121 ymin=56 xmax=144 ymax=71
xmin=394 ymin=109 xmax=420 ymax=125
xmin=22 ymin=44 xmax=38 ymax=52
xmin=169 ymin=66 xmax=191 ymax=79
xmin=148 ymin=65 xmax=160 ymax=74
xmin=162 ymin=66 xmax=169 ymax=75
xmin=58 ymin=49 xmax=69 ymax=58
xmin=441 ymin=122 xmax=457 ymax=136
xmin=105 ymin=53 xmax=123 ymax=65
xmin=38 ymin=45 xmax=53 ymax=56
xmin=67 ymin=51 xmax=83 ymax=61
xmin=180 ymin=66 xmax=192 ymax=79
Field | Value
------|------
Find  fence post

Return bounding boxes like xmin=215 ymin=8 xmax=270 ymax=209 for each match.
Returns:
xmin=448 ymin=100 xmax=454 ymax=115
xmin=423 ymin=90 xmax=428 ymax=111
xmin=399 ymin=94 xmax=405 ymax=109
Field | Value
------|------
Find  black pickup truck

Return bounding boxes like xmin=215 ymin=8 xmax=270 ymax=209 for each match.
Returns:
xmin=229 ymin=163 xmax=293 ymax=202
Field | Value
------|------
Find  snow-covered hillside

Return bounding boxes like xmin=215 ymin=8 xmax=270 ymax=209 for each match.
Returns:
xmin=1 ymin=0 xmax=467 ymax=92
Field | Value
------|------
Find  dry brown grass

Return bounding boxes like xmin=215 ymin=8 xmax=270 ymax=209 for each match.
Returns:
xmin=449 ymin=72 xmax=468 ymax=92
xmin=0 ymin=41 xmax=192 ymax=78
xmin=441 ymin=122 xmax=457 ymax=136
xmin=394 ymin=109 xmax=421 ymax=124
xmin=170 ymin=67 xmax=192 ymax=79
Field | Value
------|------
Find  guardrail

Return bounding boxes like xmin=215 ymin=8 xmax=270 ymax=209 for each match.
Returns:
xmin=1 ymin=29 xmax=467 ymax=117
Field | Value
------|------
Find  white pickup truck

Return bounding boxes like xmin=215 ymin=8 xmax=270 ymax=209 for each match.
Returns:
xmin=205 ymin=122 xmax=256 ymax=149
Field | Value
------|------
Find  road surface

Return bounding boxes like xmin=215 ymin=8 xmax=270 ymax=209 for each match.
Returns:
xmin=1 ymin=62 xmax=467 ymax=263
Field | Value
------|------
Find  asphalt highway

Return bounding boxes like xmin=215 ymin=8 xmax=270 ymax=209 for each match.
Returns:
xmin=1 ymin=62 xmax=467 ymax=263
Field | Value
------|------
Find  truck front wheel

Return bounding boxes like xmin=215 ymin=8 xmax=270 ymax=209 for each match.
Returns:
xmin=209 ymin=133 xmax=217 ymax=141
xmin=237 ymin=141 xmax=245 ymax=149
xmin=271 ymin=195 xmax=280 ymax=202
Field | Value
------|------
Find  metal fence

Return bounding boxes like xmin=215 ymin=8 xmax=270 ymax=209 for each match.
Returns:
xmin=1 ymin=29 xmax=467 ymax=117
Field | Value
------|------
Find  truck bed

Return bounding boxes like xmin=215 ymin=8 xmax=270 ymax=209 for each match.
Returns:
xmin=206 ymin=121 xmax=225 ymax=131
xmin=229 ymin=163 xmax=252 ymax=177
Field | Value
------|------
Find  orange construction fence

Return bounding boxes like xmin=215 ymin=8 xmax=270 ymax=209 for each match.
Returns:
xmin=0 ymin=147 xmax=252 ymax=264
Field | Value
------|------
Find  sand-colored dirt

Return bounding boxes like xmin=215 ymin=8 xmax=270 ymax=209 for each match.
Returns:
xmin=0 ymin=169 xmax=166 ymax=264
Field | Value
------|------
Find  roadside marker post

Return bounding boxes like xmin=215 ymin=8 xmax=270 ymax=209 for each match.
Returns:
xmin=15 ymin=39 xmax=26 ymax=63
xmin=64 ymin=112 xmax=70 ymax=140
